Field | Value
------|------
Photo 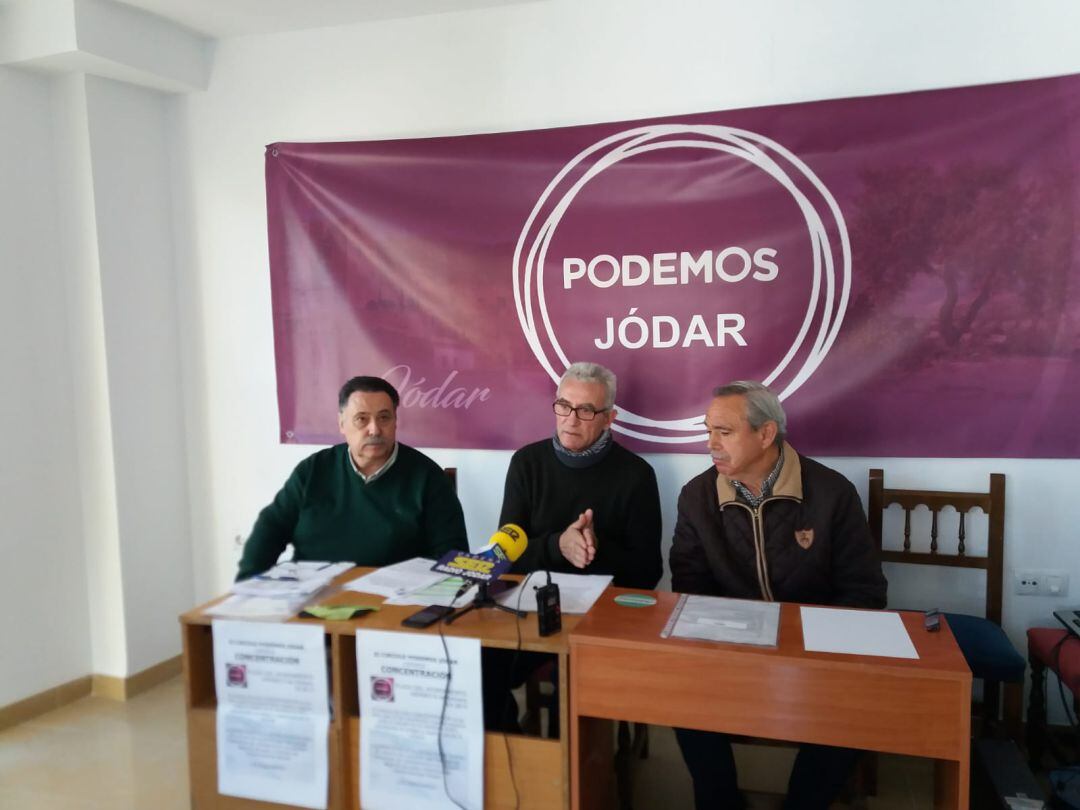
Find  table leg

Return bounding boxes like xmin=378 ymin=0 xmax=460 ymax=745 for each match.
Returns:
xmin=933 ymin=757 xmax=968 ymax=810
xmin=559 ymin=652 xmax=570 ymax=809
xmin=572 ymin=715 xmax=615 ymax=810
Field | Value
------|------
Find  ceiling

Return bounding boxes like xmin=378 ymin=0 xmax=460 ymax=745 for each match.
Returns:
xmin=114 ymin=0 xmax=534 ymax=38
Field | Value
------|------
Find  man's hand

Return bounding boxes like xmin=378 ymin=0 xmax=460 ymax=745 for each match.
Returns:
xmin=559 ymin=508 xmax=596 ymax=569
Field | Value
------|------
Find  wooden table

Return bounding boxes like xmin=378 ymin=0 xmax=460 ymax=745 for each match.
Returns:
xmin=570 ymin=591 xmax=972 ymax=810
xmin=180 ymin=568 xmax=580 ymax=809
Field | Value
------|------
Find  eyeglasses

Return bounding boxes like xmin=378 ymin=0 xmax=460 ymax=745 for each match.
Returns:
xmin=553 ymin=401 xmax=609 ymax=421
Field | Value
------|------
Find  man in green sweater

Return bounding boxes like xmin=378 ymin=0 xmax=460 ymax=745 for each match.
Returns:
xmin=236 ymin=376 xmax=467 ymax=580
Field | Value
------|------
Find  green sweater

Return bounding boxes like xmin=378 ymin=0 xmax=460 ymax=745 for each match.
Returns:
xmin=236 ymin=443 xmax=467 ymax=580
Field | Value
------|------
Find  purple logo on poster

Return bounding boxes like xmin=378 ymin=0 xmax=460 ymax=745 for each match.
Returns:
xmin=514 ymin=124 xmax=850 ymax=445
xmin=371 ymin=676 xmax=394 ymax=702
xmin=226 ymin=663 xmax=247 ymax=688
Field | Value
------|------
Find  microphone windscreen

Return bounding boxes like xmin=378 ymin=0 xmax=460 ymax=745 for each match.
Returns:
xmin=489 ymin=524 xmax=528 ymax=562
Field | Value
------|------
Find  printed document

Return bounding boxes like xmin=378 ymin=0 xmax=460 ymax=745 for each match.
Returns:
xmin=662 ymin=594 xmax=780 ymax=646
xmin=212 ymin=620 xmax=330 ymax=809
xmin=495 ymin=572 xmax=612 ymax=614
xmin=231 ymin=561 xmax=353 ymax=599
xmin=357 ymin=629 xmax=483 ymax=810
xmin=800 ymin=606 xmax=918 ymax=658
xmin=383 ymin=576 xmax=474 ymax=607
xmin=343 ymin=557 xmax=447 ymax=598
xmin=204 ymin=594 xmax=305 ymax=621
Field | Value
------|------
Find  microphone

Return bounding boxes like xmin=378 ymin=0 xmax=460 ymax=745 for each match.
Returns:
xmin=475 ymin=524 xmax=527 ymax=563
xmin=433 ymin=525 xmax=531 ymax=621
xmin=432 ymin=524 xmax=528 ymax=583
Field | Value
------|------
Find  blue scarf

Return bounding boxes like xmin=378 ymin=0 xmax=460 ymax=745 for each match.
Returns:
xmin=552 ymin=428 xmax=614 ymax=469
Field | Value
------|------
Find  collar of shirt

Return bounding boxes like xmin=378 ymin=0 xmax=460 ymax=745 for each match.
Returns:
xmin=732 ymin=445 xmax=785 ymax=508
xmin=347 ymin=441 xmax=399 ymax=483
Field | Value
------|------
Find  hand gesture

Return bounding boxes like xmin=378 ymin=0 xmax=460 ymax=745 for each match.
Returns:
xmin=559 ymin=508 xmax=596 ymax=569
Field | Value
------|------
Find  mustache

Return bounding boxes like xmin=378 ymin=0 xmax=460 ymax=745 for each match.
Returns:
xmin=362 ymin=437 xmax=388 ymax=447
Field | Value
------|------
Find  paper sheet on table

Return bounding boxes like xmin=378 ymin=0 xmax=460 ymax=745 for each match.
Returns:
xmin=800 ymin=606 xmax=918 ymax=659
xmin=231 ymin=561 xmax=354 ymax=599
xmin=342 ymin=557 xmax=445 ymax=597
xmin=204 ymin=594 xmax=305 ymax=621
xmin=495 ymin=572 xmax=612 ymax=614
xmin=383 ymin=576 xmax=475 ymax=607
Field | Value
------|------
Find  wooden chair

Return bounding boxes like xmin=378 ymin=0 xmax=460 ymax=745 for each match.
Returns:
xmin=868 ymin=468 xmax=1024 ymax=740
xmin=444 ymin=466 xmax=457 ymax=492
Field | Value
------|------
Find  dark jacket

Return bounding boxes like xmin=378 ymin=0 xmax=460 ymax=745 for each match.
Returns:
xmin=670 ymin=443 xmax=886 ymax=609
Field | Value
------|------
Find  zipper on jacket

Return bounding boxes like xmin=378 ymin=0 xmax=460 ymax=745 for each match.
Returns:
xmin=723 ymin=495 xmax=799 ymax=602
xmin=749 ymin=504 xmax=775 ymax=602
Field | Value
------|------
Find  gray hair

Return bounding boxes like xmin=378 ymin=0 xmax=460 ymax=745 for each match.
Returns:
xmin=712 ymin=380 xmax=786 ymax=445
xmin=559 ymin=362 xmax=617 ymax=409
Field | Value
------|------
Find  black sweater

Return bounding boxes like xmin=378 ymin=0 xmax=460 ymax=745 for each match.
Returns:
xmin=498 ymin=439 xmax=663 ymax=589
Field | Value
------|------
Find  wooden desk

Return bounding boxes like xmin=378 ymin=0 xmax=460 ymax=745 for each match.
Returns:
xmin=570 ymin=591 xmax=972 ymax=810
xmin=180 ymin=568 xmax=580 ymax=810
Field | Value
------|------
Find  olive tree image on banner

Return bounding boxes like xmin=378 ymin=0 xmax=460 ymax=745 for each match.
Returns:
xmin=265 ymin=73 xmax=1080 ymax=458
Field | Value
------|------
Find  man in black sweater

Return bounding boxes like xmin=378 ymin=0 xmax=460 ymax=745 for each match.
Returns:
xmin=484 ymin=362 xmax=662 ymax=732
xmin=500 ymin=361 xmax=662 ymax=589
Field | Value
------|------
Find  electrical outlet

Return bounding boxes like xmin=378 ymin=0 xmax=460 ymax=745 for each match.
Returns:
xmin=1016 ymin=571 xmax=1040 ymax=595
xmin=1014 ymin=569 xmax=1070 ymax=596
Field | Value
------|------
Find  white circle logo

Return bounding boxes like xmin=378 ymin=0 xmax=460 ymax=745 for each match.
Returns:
xmin=513 ymin=124 xmax=851 ymax=444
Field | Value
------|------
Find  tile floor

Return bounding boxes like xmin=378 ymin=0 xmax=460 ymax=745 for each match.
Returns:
xmin=0 ymin=677 xmax=934 ymax=809
xmin=0 ymin=679 xmax=190 ymax=810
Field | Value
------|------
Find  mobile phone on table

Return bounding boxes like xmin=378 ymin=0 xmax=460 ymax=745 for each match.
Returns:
xmin=402 ymin=605 xmax=455 ymax=628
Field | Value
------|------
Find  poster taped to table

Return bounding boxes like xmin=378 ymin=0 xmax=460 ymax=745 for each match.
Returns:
xmin=356 ymin=629 xmax=484 ymax=810
xmin=211 ymin=619 xmax=330 ymax=809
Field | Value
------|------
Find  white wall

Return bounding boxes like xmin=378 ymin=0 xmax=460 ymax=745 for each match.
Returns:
xmin=84 ymin=74 xmax=194 ymax=673
xmin=0 ymin=67 xmax=197 ymax=700
xmin=0 ymin=67 xmax=92 ymax=705
xmin=53 ymin=71 xmax=131 ymax=681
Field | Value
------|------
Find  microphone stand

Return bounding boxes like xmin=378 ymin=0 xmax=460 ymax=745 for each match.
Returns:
xmin=445 ymin=578 xmax=526 ymax=623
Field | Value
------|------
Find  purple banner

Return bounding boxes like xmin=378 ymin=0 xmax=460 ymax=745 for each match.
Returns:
xmin=266 ymin=74 xmax=1080 ymax=457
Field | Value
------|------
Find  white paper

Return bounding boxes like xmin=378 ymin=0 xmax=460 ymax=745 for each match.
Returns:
xmin=204 ymin=594 xmax=305 ymax=621
xmin=212 ymin=620 xmax=330 ymax=809
xmin=663 ymin=595 xmax=780 ymax=646
xmin=343 ymin=557 xmax=446 ymax=598
xmin=357 ymin=629 xmax=484 ymax=810
xmin=495 ymin=572 xmax=613 ymax=614
xmin=800 ymin=606 xmax=919 ymax=659
xmin=232 ymin=561 xmax=353 ymax=599
xmin=383 ymin=576 xmax=475 ymax=607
